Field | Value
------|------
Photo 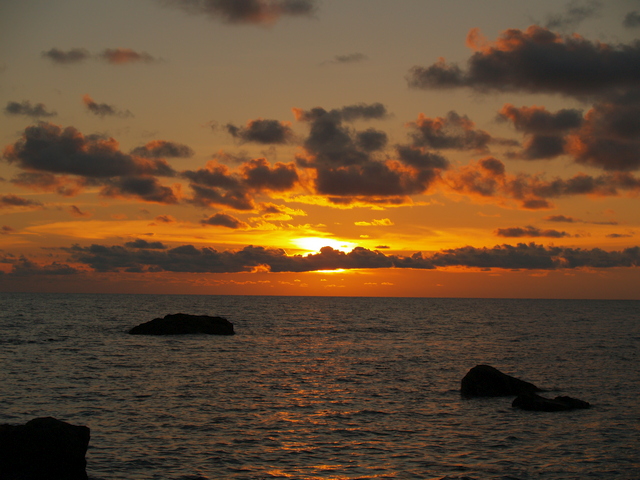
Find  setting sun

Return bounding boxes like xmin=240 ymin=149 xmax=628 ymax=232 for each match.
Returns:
xmin=292 ymin=237 xmax=357 ymax=254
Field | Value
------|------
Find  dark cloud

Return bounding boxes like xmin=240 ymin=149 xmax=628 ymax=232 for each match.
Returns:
xmin=497 ymin=104 xmax=583 ymax=134
xmin=445 ymin=159 xmax=640 ymax=209
xmin=69 ymin=205 xmax=91 ymax=218
xmin=2 ymin=256 xmax=79 ymax=276
xmin=543 ymin=1 xmax=601 ymax=30
xmin=83 ymin=95 xmax=133 ymax=118
xmin=408 ymin=111 xmax=492 ymax=152
xmin=161 ymin=0 xmax=317 ymax=25
xmin=100 ymin=176 xmax=179 ymax=204
xmin=0 ymin=194 xmax=44 ymax=209
xmin=124 ymin=239 xmax=167 ymax=249
xmin=240 ymin=158 xmax=298 ymax=191
xmin=226 ymin=118 xmax=294 ymax=144
xmin=183 ymin=156 xmax=297 ymax=210
xmin=495 ymin=225 xmax=572 ymax=238
xmin=624 ymin=11 xmax=640 ymax=28
xmin=201 ymin=213 xmax=249 ymax=229
xmin=498 ymin=104 xmax=585 ymax=160
xmin=3 ymin=122 xmax=178 ymax=204
xmin=517 ymin=135 xmax=567 ymax=160
xmin=41 ymin=48 xmax=91 ymax=64
xmin=293 ymin=103 xmax=450 ymax=203
xmin=65 ymin=241 xmax=640 ymax=274
xmin=3 ymin=123 xmax=174 ymax=178
xmin=407 ymin=26 xmax=640 ymax=98
xmin=131 ymin=140 xmax=194 ymax=158
xmin=4 ymin=101 xmax=57 ymax=118
xmin=98 ymin=48 xmax=159 ymax=65
xmin=323 ymin=53 xmax=369 ymax=65
xmin=606 ymin=233 xmax=633 ymax=238
xmin=1 ymin=226 xmax=16 ymax=235
xmin=356 ymin=129 xmax=388 ymax=152
xmin=545 ymin=215 xmax=577 ymax=223
xmin=10 ymin=172 xmax=84 ymax=197
xmin=567 ymin=93 xmax=640 ymax=171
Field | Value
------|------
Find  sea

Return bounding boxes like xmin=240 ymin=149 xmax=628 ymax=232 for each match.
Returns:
xmin=0 ymin=293 xmax=638 ymax=480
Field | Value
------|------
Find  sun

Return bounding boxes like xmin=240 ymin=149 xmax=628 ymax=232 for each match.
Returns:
xmin=292 ymin=237 xmax=356 ymax=254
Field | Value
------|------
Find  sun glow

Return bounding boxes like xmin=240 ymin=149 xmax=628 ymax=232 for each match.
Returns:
xmin=293 ymin=237 xmax=356 ymax=254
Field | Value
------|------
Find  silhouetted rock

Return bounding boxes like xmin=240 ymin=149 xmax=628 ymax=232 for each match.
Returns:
xmin=460 ymin=364 xmax=541 ymax=397
xmin=512 ymin=393 xmax=591 ymax=411
xmin=129 ymin=313 xmax=235 ymax=335
xmin=0 ymin=417 xmax=90 ymax=480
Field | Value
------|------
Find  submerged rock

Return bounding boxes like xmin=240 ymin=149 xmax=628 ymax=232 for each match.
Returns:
xmin=460 ymin=364 xmax=541 ymax=397
xmin=0 ymin=417 xmax=90 ymax=480
xmin=512 ymin=393 xmax=591 ymax=412
xmin=129 ymin=313 xmax=235 ymax=335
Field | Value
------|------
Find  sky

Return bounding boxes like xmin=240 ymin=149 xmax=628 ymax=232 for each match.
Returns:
xmin=1 ymin=0 xmax=640 ymax=298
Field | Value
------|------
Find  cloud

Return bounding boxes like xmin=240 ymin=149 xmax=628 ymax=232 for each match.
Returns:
xmin=408 ymin=111 xmax=493 ymax=152
xmin=131 ymin=140 xmax=194 ymax=158
xmin=566 ymin=92 xmax=640 ymax=171
xmin=4 ymin=123 xmax=174 ymax=178
xmin=98 ymin=48 xmax=159 ymax=65
xmin=201 ymin=213 xmax=249 ymax=229
xmin=355 ymin=218 xmax=394 ymax=227
xmin=10 ymin=172 xmax=84 ymax=197
xmin=624 ymin=11 xmax=640 ymax=28
xmin=82 ymin=95 xmax=133 ymax=118
xmin=497 ymin=104 xmax=583 ymax=134
xmin=407 ymin=26 xmax=640 ymax=98
xmin=1 ymin=226 xmax=16 ymax=235
xmin=606 ymin=233 xmax=633 ymax=238
xmin=543 ymin=1 xmax=601 ymax=30
xmin=41 ymin=48 xmax=91 ymax=64
xmin=3 ymin=122 xmax=178 ymax=204
xmin=69 ymin=205 xmax=91 ymax=218
xmin=545 ymin=214 xmax=577 ymax=223
xmin=64 ymin=241 xmax=640 ymax=274
xmin=226 ymin=118 xmax=294 ymax=144
xmin=160 ymin=0 xmax=317 ymax=25
xmin=495 ymin=225 xmax=572 ymax=238
xmin=497 ymin=104 xmax=582 ymax=160
xmin=322 ymin=53 xmax=369 ymax=65
xmin=124 ymin=239 xmax=167 ymax=249
xmin=292 ymin=103 xmax=451 ymax=204
xmin=183 ymin=156 xmax=298 ymax=210
xmin=0 ymin=194 xmax=44 ymax=209
xmin=4 ymin=101 xmax=57 ymax=118
xmin=445 ymin=157 xmax=640 ymax=209
xmin=154 ymin=215 xmax=176 ymax=223
xmin=1 ymin=256 xmax=80 ymax=276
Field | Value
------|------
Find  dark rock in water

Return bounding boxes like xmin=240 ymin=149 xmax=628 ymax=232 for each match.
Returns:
xmin=129 ymin=313 xmax=235 ymax=335
xmin=0 ymin=417 xmax=90 ymax=480
xmin=513 ymin=393 xmax=591 ymax=412
xmin=460 ymin=364 xmax=541 ymax=397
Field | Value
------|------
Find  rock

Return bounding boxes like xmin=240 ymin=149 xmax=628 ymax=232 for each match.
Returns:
xmin=460 ymin=364 xmax=542 ymax=397
xmin=0 ymin=417 xmax=90 ymax=480
xmin=512 ymin=393 xmax=591 ymax=412
xmin=129 ymin=313 xmax=235 ymax=335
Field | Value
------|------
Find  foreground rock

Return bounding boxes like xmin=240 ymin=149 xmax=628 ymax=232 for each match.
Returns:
xmin=461 ymin=364 xmax=542 ymax=397
xmin=129 ymin=313 xmax=235 ymax=335
xmin=513 ymin=393 xmax=591 ymax=412
xmin=0 ymin=417 xmax=90 ymax=480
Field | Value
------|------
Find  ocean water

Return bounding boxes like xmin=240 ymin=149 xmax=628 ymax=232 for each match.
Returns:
xmin=0 ymin=293 xmax=638 ymax=480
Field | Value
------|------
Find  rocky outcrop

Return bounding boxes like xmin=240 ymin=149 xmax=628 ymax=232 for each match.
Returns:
xmin=0 ymin=417 xmax=90 ymax=480
xmin=129 ymin=313 xmax=235 ymax=335
xmin=512 ymin=393 xmax=591 ymax=412
xmin=461 ymin=364 xmax=542 ymax=397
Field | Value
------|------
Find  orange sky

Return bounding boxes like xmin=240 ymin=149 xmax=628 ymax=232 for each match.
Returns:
xmin=1 ymin=0 xmax=639 ymax=298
